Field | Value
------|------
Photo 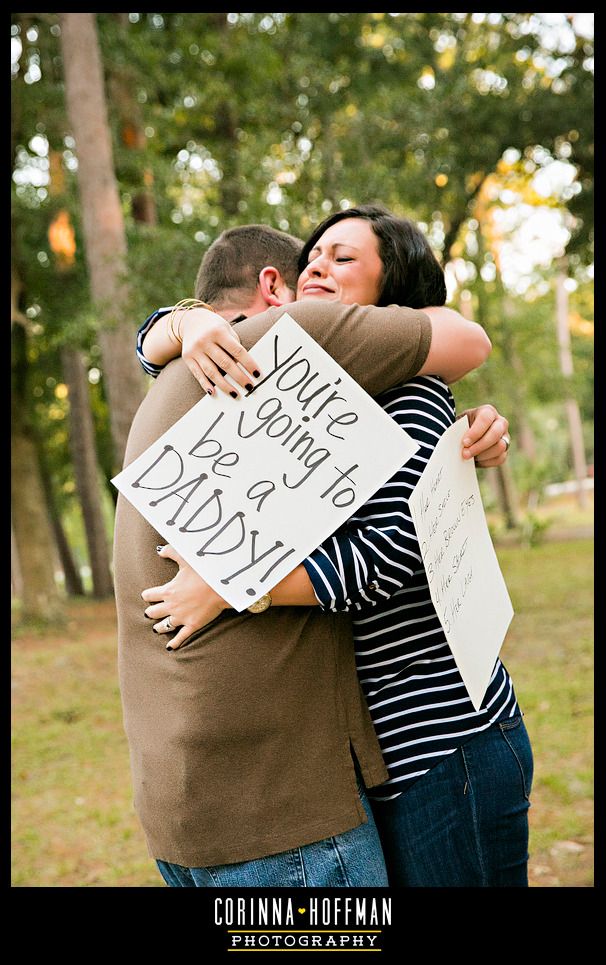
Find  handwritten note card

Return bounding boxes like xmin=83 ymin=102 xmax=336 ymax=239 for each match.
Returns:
xmin=408 ymin=417 xmax=514 ymax=710
xmin=112 ymin=312 xmax=419 ymax=612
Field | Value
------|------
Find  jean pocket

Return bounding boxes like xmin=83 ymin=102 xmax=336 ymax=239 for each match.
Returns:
xmin=498 ymin=715 xmax=533 ymax=800
xmin=499 ymin=714 xmax=523 ymax=732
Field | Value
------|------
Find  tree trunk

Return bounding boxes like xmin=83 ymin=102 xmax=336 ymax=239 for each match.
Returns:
xmin=11 ymin=520 xmax=23 ymax=600
xmin=108 ymin=13 xmax=157 ymax=227
xmin=11 ymin=322 xmax=64 ymax=623
xmin=492 ymin=464 xmax=519 ymax=531
xmin=36 ymin=431 xmax=86 ymax=597
xmin=50 ymin=507 xmax=86 ymax=598
xmin=459 ymin=289 xmax=519 ymax=529
xmin=555 ymin=261 xmax=588 ymax=508
xmin=61 ymin=347 xmax=114 ymax=598
xmin=205 ymin=13 xmax=243 ymax=218
xmin=59 ymin=13 xmax=145 ymax=471
xmin=500 ymin=296 xmax=538 ymax=463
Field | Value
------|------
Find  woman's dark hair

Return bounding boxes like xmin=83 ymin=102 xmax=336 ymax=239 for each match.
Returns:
xmin=298 ymin=204 xmax=447 ymax=308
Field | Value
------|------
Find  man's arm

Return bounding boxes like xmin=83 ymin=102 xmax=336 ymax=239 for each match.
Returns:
xmin=419 ymin=306 xmax=492 ymax=383
xmin=137 ymin=299 xmax=491 ymax=394
xmin=136 ymin=302 xmax=501 ymax=461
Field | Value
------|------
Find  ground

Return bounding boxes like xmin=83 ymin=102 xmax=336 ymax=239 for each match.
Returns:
xmin=12 ymin=534 xmax=593 ymax=887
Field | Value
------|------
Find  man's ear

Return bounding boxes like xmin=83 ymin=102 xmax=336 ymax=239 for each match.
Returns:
xmin=258 ymin=266 xmax=290 ymax=307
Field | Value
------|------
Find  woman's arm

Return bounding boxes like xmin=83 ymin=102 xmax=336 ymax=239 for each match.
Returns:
xmin=136 ymin=300 xmax=491 ymax=392
xmin=142 ymin=547 xmax=319 ymax=651
xmin=142 ymin=376 xmax=456 ymax=648
xmin=140 ymin=304 xmax=262 ymax=397
xmin=301 ymin=377 xmax=456 ymax=614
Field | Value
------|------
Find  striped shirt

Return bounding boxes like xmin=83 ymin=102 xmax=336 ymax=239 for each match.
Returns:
xmin=136 ymin=312 xmax=519 ymax=800
xmin=136 ymin=307 xmax=173 ymax=378
xmin=302 ymin=376 xmax=519 ymax=800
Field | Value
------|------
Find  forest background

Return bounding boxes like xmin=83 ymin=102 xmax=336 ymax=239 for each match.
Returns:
xmin=11 ymin=12 xmax=594 ymax=888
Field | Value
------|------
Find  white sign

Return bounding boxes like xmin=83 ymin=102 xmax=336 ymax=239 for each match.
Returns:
xmin=408 ymin=417 xmax=514 ymax=710
xmin=112 ymin=313 xmax=419 ymax=612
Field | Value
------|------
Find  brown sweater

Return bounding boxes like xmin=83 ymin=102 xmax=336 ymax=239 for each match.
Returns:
xmin=114 ymin=300 xmax=431 ymax=866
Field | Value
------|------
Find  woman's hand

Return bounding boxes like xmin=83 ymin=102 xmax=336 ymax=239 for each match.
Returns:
xmin=141 ymin=544 xmax=229 ymax=651
xmin=460 ymin=405 xmax=511 ymax=467
xmin=179 ymin=310 xmax=261 ymax=398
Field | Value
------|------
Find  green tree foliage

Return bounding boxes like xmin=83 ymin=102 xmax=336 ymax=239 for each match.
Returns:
xmin=11 ymin=10 xmax=593 ymax=581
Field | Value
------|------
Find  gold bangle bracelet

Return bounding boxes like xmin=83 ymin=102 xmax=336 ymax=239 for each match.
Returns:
xmin=167 ymin=298 xmax=217 ymax=345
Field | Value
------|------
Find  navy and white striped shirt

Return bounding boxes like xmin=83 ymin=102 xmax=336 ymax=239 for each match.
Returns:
xmin=136 ymin=313 xmax=519 ymax=800
xmin=137 ymin=307 xmax=173 ymax=378
xmin=302 ymin=376 xmax=519 ymax=800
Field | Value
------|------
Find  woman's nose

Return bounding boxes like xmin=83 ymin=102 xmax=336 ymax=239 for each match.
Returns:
xmin=308 ymin=254 xmax=328 ymax=276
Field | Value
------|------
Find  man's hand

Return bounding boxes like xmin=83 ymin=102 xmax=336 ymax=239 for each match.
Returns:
xmin=459 ymin=405 xmax=511 ymax=467
xmin=141 ymin=544 xmax=229 ymax=650
xmin=179 ymin=309 xmax=261 ymax=398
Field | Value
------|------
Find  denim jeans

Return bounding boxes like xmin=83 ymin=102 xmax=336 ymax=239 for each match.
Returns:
xmin=156 ymin=780 xmax=388 ymax=887
xmin=370 ymin=714 xmax=534 ymax=887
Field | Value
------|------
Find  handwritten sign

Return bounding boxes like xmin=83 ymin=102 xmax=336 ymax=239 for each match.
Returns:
xmin=408 ymin=417 xmax=514 ymax=710
xmin=112 ymin=313 xmax=419 ymax=612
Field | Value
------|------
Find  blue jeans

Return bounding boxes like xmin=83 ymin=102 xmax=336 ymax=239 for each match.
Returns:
xmin=156 ymin=781 xmax=388 ymax=887
xmin=370 ymin=714 xmax=534 ymax=887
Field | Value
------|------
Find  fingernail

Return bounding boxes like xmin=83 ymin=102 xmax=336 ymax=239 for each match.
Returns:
xmin=166 ymin=645 xmax=174 ymax=652
xmin=156 ymin=545 xmax=164 ymax=552
xmin=245 ymin=383 xmax=253 ymax=392
xmin=253 ymin=370 xmax=260 ymax=378
xmin=230 ymin=391 xmax=238 ymax=399
xmin=152 ymin=627 xmax=158 ymax=634
xmin=463 ymin=437 xmax=471 ymax=446
xmin=207 ymin=388 xmax=214 ymax=396
xmin=144 ymin=613 xmax=153 ymax=619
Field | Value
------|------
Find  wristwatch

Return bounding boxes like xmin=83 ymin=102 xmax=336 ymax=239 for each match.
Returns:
xmin=247 ymin=592 xmax=272 ymax=614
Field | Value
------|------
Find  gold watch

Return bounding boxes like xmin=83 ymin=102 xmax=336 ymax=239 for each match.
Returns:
xmin=247 ymin=592 xmax=272 ymax=614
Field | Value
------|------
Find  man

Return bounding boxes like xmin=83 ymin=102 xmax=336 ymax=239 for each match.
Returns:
xmin=114 ymin=224 xmax=509 ymax=886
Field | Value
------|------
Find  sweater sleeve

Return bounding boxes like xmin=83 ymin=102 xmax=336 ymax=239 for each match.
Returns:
xmin=302 ymin=377 xmax=456 ymax=612
xmin=136 ymin=306 xmax=173 ymax=377
xmin=136 ymin=300 xmax=432 ymax=392
xmin=234 ymin=301 xmax=432 ymax=395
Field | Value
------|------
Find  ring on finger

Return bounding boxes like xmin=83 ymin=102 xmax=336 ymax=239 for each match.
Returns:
xmin=501 ymin=433 xmax=511 ymax=452
xmin=155 ymin=615 xmax=174 ymax=634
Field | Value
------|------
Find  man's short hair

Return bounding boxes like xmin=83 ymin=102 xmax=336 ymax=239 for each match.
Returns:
xmin=195 ymin=224 xmax=304 ymax=307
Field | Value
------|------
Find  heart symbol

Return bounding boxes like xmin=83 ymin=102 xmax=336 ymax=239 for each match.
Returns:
xmin=298 ymin=908 xmax=306 ymax=914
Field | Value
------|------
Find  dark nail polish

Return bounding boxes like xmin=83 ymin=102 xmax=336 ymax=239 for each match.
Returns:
xmin=152 ymin=627 xmax=158 ymax=634
xmin=144 ymin=613 xmax=153 ymax=620
xmin=166 ymin=645 xmax=174 ymax=652
xmin=207 ymin=388 xmax=214 ymax=396
xmin=230 ymin=391 xmax=238 ymax=399
xmin=156 ymin=545 xmax=163 ymax=552
xmin=253 ymin=370 xmax=260 ymax=378
xmin=245 ymin=383 xmax=253 ymax=392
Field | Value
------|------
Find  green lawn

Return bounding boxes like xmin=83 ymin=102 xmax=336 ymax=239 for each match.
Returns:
xmin=11 ymin=538 xmax=593 ymax=887
xmin=497 ymin=538 xmax=594 ymax=887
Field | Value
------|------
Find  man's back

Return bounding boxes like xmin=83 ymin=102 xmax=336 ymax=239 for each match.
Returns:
xmin=114 ymin=351 xmax=388 ymax=867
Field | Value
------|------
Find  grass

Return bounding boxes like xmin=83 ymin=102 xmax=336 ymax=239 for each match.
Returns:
xmin=11 ymin=538 xmax=593 ymax=888
xmin=497 ymin=538 xmax=594 ymax=887
xmin=11 ymin=600 xmax=161 ymax=887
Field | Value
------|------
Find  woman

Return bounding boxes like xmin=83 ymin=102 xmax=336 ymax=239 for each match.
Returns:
xmin=138 ymin=205 xmax=533 ymax=887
